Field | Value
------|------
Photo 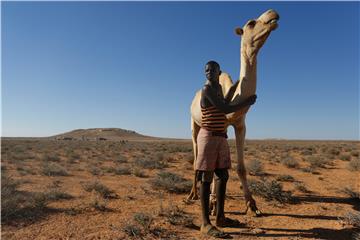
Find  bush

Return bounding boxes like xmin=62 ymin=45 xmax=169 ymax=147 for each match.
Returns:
xmin=294 ymin=182 xmax=310 ymax=193
xmin=1 ymin=175 xmax=22 ymax=220
xmin=42 ymin=153 xmax=60 ymax=162
xmin=306 ymin=156 xmax=327 ymax=168
xmin=276 ymin=175 xmax=295 ymax=182
xmin=114 ymin=166 xmax=132 ymax=175
xmin=115 ymin=155 xmax=128 ymax=164
xmin=134 ymin=158 xmax=168 ymax=169
xmin=134 ymin=212 xmax=153 ymax=230
xmin=348 ymin=158 xmax=360 ymax=171
xmin=158 ymin=205 xmax=194 ymax=227
xmin=340 ymin=212 xmax=360 ymax=228
xmin=42 ymin=162 xmax=69 ymax=176
xmin=339 ymin=154 xmax=351 ymax=161
xmin=281 ymin=156 xmax=299 ymax=168
xmin=247 ymin=159 xmax=263 ymax=176
xmin=82 ymin=181 xmax=115 ymax=198
xmin=123 ymin=224 xmax=142 ymax=237
xmin=248 ymin=179 xmax=293 ymax=203
xmin=132 ymin=168 xmax=147 ymax=178
xmin=151 ymin=172 xmax=192 ymax=194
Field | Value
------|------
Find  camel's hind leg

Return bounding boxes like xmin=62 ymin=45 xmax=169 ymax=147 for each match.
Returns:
xmin=187 ymin=118 xmax=200 ymax=201
xmin=234 ymin=121 xmax=262 ymax=216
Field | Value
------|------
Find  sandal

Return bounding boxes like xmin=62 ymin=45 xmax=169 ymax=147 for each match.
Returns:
xmin=216 ymin=217 xmax=240 ymax=228
xmin=201 ymin=224 xmax=230 ymax=238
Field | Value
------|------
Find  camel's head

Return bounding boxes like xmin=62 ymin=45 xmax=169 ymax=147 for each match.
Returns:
xmin=235 ymin=9 xmax=279 ymax=56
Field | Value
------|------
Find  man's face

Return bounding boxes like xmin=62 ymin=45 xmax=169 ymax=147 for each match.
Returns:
xmin=205 ymin=63 xmax=220 ymax=83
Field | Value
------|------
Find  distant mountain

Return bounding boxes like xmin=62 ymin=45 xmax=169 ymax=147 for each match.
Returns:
xmin=52 ymin=128 xmax=160 ymax=141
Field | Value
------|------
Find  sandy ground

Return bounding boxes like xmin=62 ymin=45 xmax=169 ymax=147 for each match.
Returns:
xmin=1 ymin=139 xmax=359 ymax=240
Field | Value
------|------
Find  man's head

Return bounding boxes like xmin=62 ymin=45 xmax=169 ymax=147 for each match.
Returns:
xmin=205 ymin=61 xmax=221 ymax=83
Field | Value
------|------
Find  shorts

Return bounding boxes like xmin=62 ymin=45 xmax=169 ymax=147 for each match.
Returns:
xmin=195 ymin=128 xmax=231 ymax=171
xmin=197 ymin=168 xmax=229 ymax=183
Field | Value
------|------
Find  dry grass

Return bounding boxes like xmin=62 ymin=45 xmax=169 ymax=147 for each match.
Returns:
xmin=247 ymin=159 xmax=264 ymax=176
xmin=150 ymin=171 xmax=192 ymax=194
xmin=248 ymin=179 xmax=293 ymax=203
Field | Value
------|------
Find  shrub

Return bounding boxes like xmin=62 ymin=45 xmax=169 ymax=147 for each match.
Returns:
xmin=340 ymin=211 xmax=360 ymax=228
xmin=1 ymin=175 xmax=22 ymax=220
xmin=351 ymin=150 xmax=359 ymax=157
xmin=246 ymin=159 xmax=263 ymax=176
xmin=114 ymin=166 xmax=132 ymax=175
xmin=339 ymin=154 xmax=351 ymax=161
xmin=281 ymin=156 xmax=299 ymax=168
xmin=151 ymin=172 xmax=192 ymax=194
xmin=294 ymin=182 xmax=310 ymax=193
xmin=42 ymin=153 xmax=60 ymax=162
xmin=42 ymin=162 xmax=69 ymax=176
xmin=248 ymin=179 xmax=293 ymax=203
xmin=134 ymin=212 xmax=153 ymax=230
xmin=276 ymin=175 xmax=295 ymax=182
xmin=123 ymin=224 xmax=142 ymax=237
xmin=348 ymin=158 xmax=360 ymax=171
xmin=158 ymin=205 xmax=194 ymax=227
xmin=90 ymin=195 xmax=108 ymax=211
xmin=82 ymin=181 xmax=115 ymax=198
xmin=132 ymin=168 xmax=147 ymax=178
xmin=134 ymin=158 xmax=168 ymax=169
xmin=89 ymin=166 xmax=102 ymax=175
xmin=45 ymin=189 xmax=73 ymax=201
xmin=306 ymin=156 xmax=327 ymax=168
xmin=115 ymin=155 xmax=128 ymax=164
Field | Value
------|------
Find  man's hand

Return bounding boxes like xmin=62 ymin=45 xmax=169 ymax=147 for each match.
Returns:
xmin=224 ymin=80 xmax=240 ymax=103
xmin=244 ymin=95 xmax=257 ymax=106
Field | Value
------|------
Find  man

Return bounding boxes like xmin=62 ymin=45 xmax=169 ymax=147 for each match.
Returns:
xmin=196 ymin=60 xmax=256 ymax=238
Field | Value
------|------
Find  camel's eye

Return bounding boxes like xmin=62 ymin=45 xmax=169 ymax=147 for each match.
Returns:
xmin=247 ymin=20 xmax=256 ymax=28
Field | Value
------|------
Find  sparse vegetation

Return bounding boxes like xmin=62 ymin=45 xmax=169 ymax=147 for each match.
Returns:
xmin=339 ymin=154 xmax=351 ymax=161
xmin=281 ymin=156 xmax=299 ymax=168
xmin=248 ymin=179 xmax=293 ymax=203
xmin=82 ymin=180 xmax=115 ymax=198
xmin=348 ymin=158 xmax=360 ymax=171
xmin=294 ymin=182 xmax=310 ymax=193
xmin=134 ymin=158 xmax=168 ymax=169
xmin=276 ymin=174 xmax=295 ymax=182
xmin=42 ymin=162 xmax=69 ymax=176
xmin=132 ymin=168 xmax=147 ymax=178
xmin=159 ymin=205 xmax=194 ymax=227
xmin=151 ymin=171 xmax=192 ymax=193
xmin=247 ymin=159 xmax=263 ymax=176
xmin=340 ymin=211 xmax=360 ymax=228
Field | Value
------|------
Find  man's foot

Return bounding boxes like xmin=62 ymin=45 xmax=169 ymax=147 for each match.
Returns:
xmin=216 ymin=217 xmax=240 ymax=228
xmin=200 ymin=224 xmax=230 ymax=238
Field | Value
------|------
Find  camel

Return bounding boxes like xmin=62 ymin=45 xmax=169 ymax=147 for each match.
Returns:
xmin=187 ymin=9 xmax=280 ymax=216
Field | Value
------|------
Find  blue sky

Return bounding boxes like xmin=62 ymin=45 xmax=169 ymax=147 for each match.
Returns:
xmin=2 ymin=2 xmax=359 ymax=140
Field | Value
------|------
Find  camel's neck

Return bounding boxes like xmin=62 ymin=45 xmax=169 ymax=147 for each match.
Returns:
xmin=235 ymin=46 xmax=258 ymax=99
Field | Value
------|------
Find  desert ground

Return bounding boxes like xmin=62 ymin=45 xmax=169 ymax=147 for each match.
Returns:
xmin=1 ymin=130 xmax=359 ymax=240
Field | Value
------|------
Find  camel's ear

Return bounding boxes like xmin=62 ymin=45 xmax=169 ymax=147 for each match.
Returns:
xmin=235 ymin=27 xmax=243 ymax=36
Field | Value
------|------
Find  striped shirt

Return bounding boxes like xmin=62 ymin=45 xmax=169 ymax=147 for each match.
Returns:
xmin=201 ymin=105 xmax=226 ymax=133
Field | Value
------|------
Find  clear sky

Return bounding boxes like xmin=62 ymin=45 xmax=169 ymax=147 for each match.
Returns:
xmin=2 ymin=1 xmax=359 ymax=140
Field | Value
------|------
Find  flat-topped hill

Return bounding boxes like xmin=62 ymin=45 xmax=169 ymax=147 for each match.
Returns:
xmin=52 ymin=128 xmax=160 ymax=141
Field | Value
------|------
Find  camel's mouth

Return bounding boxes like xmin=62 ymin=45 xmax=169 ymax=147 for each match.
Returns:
xmin=266 ymin=16 xmax=279 ymax=25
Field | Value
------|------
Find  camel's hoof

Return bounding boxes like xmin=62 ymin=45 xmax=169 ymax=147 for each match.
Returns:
xmin=187 ymin=192 xmax=199 ymax=201
xmin=246 ymin=201 xmax=262 ymax=217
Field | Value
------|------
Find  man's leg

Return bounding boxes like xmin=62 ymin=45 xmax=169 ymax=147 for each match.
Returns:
xmin=199 ymin=170 xmax=213 ymax=227
xmin=215 ymin=169 xmax=239 ymax=227
xmin=214 ymin=169 xmax=228 ymax=223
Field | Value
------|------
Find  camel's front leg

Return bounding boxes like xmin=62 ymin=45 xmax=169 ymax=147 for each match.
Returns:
xmin=187 ymin=119 xmax=200 ymax=201
xmin=234 ymin=122 xmax=262 ymax=216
